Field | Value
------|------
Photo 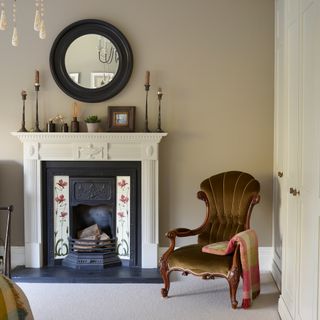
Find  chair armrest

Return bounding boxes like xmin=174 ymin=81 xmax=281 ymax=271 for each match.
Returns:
xmin=165 ymin=190 xmax=210 ymax=240
xmin=160 ymin=190 xmax=211 ymax=270
xmin=166 ymin=227 xmax=199 ymax=239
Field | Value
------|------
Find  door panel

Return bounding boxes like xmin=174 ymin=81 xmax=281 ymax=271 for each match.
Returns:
xmin=299 ymin=2 xmax=320 ymax=319
xmin=282 ymin=13 xmax=300 ymax=318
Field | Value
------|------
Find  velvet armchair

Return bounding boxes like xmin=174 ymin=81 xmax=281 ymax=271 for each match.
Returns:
xmin=160 ymin=171 xmax=260 ymax=309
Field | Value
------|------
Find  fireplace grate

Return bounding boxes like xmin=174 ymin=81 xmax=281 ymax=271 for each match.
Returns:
xmin=70 ymin=237 xmax=117 ymax=253
xmin=62 ymin=237 xmax=121 ymax=269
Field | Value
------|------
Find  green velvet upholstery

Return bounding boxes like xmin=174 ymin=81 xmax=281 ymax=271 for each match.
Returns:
xmin=168 ymin=244 xmax=232 ymax=275
xmin=198 ymin=171 xmax=260 ymax=244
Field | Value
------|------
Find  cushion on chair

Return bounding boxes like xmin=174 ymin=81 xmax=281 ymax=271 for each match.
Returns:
xmin=168 ymin=244 xmax=232 ymax=275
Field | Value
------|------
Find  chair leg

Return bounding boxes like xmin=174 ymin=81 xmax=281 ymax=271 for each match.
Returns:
xmin=160 ymin=258 xmax=170 ymax=297
xmin=227 ymin=265 xmax=240 ymax=309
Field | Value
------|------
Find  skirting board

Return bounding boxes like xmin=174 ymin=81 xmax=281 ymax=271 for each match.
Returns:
xmin=272 ymin=259 xmax=282 ymax=290
xmin=159 ymin=246 xmax=273 ymax=272
xmin=4 ymin=246 xmax=273 ymax=271
xmin=0 ymin=246 xmax=25 ymax=269
xmin=278 ymin=295 xmax=292 ymax=320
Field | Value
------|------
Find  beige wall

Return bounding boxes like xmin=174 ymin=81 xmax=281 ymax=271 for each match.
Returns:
xmin=0 ymin=0 xmax=274 ymax=247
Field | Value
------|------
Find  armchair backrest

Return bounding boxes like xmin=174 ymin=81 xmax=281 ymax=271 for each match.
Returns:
xmin=198 ymin=171 xmax=260 ymax=244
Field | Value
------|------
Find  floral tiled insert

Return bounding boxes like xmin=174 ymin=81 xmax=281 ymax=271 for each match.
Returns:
xmin=116 ymin=176 xmax=130 ymax=259
xmin=52 ymin=175 xmax=131 ymax=260
xmin=53 ymin=176 xmax=70 ymax=259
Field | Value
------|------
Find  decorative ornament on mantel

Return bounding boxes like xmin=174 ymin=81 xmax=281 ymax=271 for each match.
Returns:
xmin=144 ymin=70 xmax=150 ymax=132
xmin=18 ymin=90 xmax=28 ymax=132
xmin=0 ymin=0 xmax=46 ymax=47
xmin=156 ymin=87 xmax=164 ymax=132
xmin=33 ymin=70 xmax=42 ymax=132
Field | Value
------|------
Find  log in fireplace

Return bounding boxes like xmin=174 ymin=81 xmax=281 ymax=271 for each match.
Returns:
xmin=42 ymin=161 xmax=141 ymax=269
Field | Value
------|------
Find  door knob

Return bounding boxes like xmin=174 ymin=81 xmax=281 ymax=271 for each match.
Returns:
xmin=289 ymin=187 xmax=300 ymax=196
xmin=278 ymin=171 xmax=283 ymax=178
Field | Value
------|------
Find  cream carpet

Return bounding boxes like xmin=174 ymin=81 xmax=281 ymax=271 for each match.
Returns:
xmin=18 ymin=272 xmax=280 ymax=320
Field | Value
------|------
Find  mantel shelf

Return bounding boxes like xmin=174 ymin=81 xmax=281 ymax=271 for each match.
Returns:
xmin=11 ymin=132 xmax=168 ymax=144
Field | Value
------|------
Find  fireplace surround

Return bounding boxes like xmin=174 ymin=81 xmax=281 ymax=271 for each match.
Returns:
xmin=12 ymin=132 xmax=167 ymax=268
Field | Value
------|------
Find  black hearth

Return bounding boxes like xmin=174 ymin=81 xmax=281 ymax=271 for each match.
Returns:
xmin=42 ymin=161 xmax=141 ymax=269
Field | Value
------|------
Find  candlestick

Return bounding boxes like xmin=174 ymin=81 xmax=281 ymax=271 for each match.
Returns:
xmin=33 ymin=82 xmax=41 ymax=132
xmin=18 ymin=90 xmax=28 ymax=132
xmin=35 ymin=70 xmax=39 ymax=85
xmin=145 ymin=70 xmax=150 ymax=86
xmin=144 ymin=83 xmax=150 ymax=132
xmin=156 ymin=87 xmax=163 ymax=132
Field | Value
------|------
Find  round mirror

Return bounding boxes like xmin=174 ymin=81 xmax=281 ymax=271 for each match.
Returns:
xmin=50 ymin=20 xmax=133 ymax=103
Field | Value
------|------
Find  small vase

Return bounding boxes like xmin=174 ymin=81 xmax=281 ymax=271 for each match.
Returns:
xmin=86 ymin=123 xmax=100 ymax=132
xmin=71 ymin=117 xmax=79 ymax=132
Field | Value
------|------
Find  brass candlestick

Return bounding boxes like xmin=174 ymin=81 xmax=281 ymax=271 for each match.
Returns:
xmin=33 ymin=83 xmax=42 ymax=132
xmin=144 ymin=84 xmax=150 ymax=132
xmin=156 ymin=87 xmax=163 ymax=132
xmin=18 ymin=90 xmax=28 ymax=132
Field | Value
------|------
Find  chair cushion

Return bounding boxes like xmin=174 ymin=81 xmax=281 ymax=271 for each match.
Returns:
xmin=168 ymin=244 xmax=232 ymax=275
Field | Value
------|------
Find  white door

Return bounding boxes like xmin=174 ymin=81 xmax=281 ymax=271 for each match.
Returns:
xmin=281 ymin=0 xmax=300 ymax=318
xmin=273 ymin=0 xmax=287 ymax=289
xmin=298 ymin=0 xmax=320 ymax=319
xmin=278 ymin=0 xmax=320 ymax=319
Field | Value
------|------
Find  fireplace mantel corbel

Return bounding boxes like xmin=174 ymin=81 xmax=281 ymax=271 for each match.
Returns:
xmin=12 ymin=132 xmax=167 ymax=268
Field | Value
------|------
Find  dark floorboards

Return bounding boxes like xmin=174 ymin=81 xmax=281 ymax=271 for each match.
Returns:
xmin=12 ymin=265 xmax=162 ymax=284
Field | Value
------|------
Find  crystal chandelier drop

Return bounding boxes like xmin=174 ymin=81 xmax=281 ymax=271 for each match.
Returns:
xmin=0 ymin=0 xmax=46 ymax=47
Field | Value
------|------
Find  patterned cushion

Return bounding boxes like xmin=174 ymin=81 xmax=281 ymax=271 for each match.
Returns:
xmin=0 ymin=274 xmax=33 ymax=319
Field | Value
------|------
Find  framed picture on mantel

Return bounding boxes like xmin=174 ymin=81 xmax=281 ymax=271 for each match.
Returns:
xmin=107 ymin=106 xmax=136 ymax=132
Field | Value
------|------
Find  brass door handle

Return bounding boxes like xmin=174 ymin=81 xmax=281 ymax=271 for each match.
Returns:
xmin=278 ymin=171 xmax=283 ymax=178
xmin=289 ymin=187 xmax=300 ymax=196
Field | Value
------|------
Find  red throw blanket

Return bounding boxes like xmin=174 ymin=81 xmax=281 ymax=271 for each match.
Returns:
xmin=202 ymin=229 xmax=260 ymax=308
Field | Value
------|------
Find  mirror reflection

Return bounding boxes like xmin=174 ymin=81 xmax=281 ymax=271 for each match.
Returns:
xmin=65 ymin=34 xmax=119 ymax=89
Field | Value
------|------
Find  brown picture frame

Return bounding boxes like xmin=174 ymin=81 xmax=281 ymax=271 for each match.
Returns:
xmin=107 ymin=106 xmax=136 ymax=132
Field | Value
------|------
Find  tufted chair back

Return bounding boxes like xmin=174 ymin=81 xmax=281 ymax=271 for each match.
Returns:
xmin=198 ymin=171 xmax=260 ymax=244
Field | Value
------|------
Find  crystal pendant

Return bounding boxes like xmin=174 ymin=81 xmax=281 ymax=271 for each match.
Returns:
xmin=39 ymin=19 xmax=46 ymax=39
xmin=12 ymin=26 xmax=18 ymax=46
xmin=34 ymin=9 xmax=41 ymax=31
xmin=0 ymin=8 xmax=7 ymax=30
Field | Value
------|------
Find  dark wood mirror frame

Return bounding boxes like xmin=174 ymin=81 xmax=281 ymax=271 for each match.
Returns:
xmin=50 ymin=19 xmax=133 ymax=103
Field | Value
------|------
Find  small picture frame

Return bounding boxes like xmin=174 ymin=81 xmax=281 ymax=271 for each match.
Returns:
xmin=107 ymin=106 xmax=136 ymax=132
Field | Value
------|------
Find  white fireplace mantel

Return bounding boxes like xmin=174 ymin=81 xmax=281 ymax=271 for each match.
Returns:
xmin=12 ymin=132 xmax=167 ymax=268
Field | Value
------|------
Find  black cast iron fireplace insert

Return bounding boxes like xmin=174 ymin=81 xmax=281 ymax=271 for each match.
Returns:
xmin=42 ymin=161 xmax=141 ymax=269
xmin=62 ymin=177 xmax=121 ymax=269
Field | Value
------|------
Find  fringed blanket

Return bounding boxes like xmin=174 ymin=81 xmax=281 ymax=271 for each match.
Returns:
xmin=202 ymin=229 xmax=260 ymax=308
xmin=0 ymin=274 xmax=34 ymax=319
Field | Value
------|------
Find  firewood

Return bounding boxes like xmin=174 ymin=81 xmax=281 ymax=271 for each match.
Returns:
xmin=77 ymin=224 xmax=101 ymax=239
xmin=74 ymin=235 xmax=98 ymax=250
xmin=99 ymin=233 xmax=110 ymax=241
xmin=98 ymin=232 xmax=111 ymax=247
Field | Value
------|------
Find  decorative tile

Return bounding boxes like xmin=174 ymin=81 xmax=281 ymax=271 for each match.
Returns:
xmin=116 ymin=176 xmax=130 ymax=259
xmin=53 ymin=176 xmax=70 ymax=259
